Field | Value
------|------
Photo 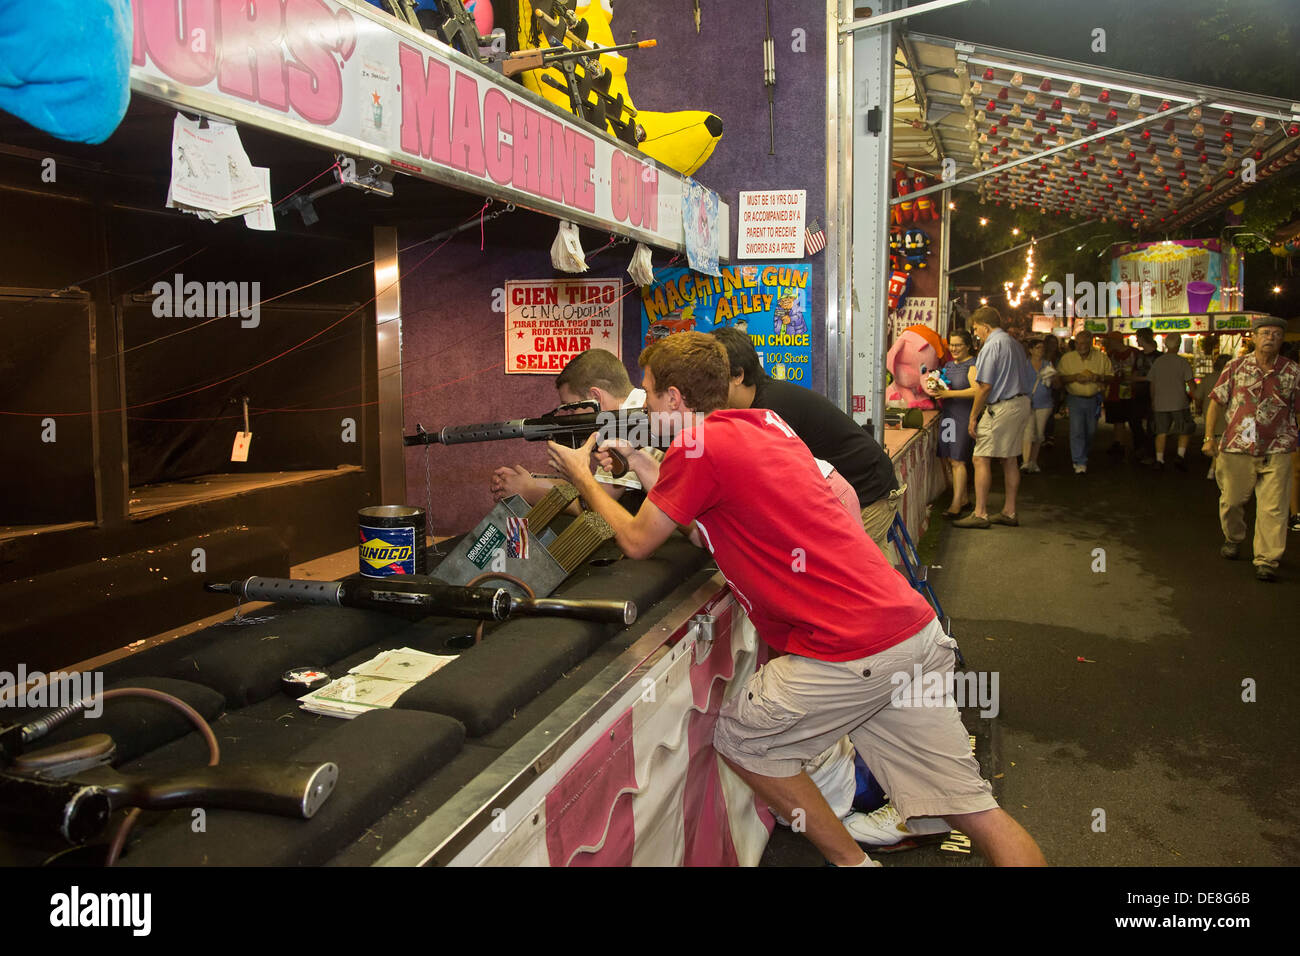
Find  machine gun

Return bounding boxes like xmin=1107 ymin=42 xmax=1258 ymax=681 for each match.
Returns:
xmin=0 ymin=697 xmax=337 ymax=846
xmin=379 ymin=0 xmax=491 ymax=61
xmin=403 ymin=401 xmax=652 ymax=478
xmin=523 ymin=1 xmax=651 ymax=147
xmin=205 ymin=575 xmax=637 ymax=626
xmin=501 ymin=38 xmax=656 ymax=78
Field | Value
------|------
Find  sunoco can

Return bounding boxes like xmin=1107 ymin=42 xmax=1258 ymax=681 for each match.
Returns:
xmin=358 ymin=505 xmax=427 ymax=578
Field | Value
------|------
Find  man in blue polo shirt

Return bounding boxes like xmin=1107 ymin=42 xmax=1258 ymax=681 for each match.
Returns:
xmin=954 ymin=307 xmax=1035 ymax=529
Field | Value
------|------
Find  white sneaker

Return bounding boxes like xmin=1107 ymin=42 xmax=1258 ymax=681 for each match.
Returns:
xmin=843 ymin=804 xmax=951 ymax=847
xmin=1023 ymin=462 xmax=1041 ymax=473
xmin=1073 ymin=464 xmax=1087 ymax=474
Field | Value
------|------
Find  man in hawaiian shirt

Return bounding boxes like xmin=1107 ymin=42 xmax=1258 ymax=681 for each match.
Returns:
xmin=1203 ymin=316 xmax=1300 ymax=582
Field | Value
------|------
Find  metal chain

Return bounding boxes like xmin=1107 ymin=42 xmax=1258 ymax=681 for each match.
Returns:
xmin=220 ymin=593 xmax=274 ymax=627
xmin=425 ymin=439 xmax=444 ymax=557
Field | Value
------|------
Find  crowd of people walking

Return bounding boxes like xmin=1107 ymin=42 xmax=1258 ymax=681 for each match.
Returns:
xmin=922 ymin=308 xmax=1300 ymax=580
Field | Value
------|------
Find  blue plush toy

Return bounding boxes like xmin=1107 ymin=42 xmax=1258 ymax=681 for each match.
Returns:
xmin=0 ymin=0 xmax=131 ymax=143
xmin=901 ymin=227 xmax=932 ymax=271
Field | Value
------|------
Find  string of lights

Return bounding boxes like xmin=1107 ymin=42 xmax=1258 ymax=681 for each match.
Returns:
xmin=1002 ymin=239 xmax=1037 ymax=308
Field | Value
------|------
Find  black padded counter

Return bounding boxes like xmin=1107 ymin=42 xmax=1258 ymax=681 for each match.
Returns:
xmin=121 ymin=709 xmax=467 ymax=867
xmin=0 ymin=535 xmax=715 ymax=866
xmin=396 ymin=536 xmax=713 ymax=735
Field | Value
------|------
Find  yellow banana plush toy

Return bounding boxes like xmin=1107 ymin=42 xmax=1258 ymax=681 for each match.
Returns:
xmin=515 ymin=0 xmax=723 ymax=176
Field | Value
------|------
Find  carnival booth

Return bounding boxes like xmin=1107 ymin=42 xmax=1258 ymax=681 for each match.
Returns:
xmin=6 ymin=0 xmax=1296 ymax=873
xmin=1057 ymin=241 xmax=1267 ymax=366
xmin=0 ymin=0 xmax=796 ymax=868
xmin=2 ymin=0 xmax=950 ymax=869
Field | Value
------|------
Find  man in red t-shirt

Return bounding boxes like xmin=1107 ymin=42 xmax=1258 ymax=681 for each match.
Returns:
xmin=547 ymin=332 xmax=1044 ymax=866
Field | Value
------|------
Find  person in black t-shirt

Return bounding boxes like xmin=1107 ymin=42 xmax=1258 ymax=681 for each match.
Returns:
xmin=712 ymin=328 xmax=902 ymax=560
xmin=1130 ymin=327 xmax=1160 ymax=464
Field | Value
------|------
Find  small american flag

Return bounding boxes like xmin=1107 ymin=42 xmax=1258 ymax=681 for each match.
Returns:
xmin=506 ymin=516 xmax=529 ymax=560
xmin=805 ymin=219 xmax=826 ymax=256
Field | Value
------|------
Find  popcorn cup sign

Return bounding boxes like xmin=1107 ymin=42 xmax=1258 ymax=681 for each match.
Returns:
xmin=1112 ymin=240 xmax=1224 ymax=314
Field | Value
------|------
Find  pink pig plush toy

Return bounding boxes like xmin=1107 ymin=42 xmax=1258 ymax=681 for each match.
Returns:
xmin=885 ymin=324 xmax=951 ymax=409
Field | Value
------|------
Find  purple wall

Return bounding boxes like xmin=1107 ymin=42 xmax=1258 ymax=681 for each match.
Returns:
xmin=400 ymin=4 xmax=830 ymax=534
xmin=613 ymin=3 xmax=829 ymax=388
xmin=400 ymin=213 xmax=578 ymax=537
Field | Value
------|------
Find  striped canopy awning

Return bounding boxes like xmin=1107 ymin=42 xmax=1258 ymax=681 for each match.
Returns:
xmin=894 ymin=33 xmax=1300 ymax=232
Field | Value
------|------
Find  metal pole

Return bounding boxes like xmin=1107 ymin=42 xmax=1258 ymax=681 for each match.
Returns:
xmin=839 ymin=0 xmax=975 ymax=35
xmin=948 ymin=220 xmax=1094 ymax=275
xmin=938 ymin=195 xmax=952 ymax=337
xmin=848 ymin=0 xmax=897 ymax=436
xmin=826 ymin=0 xmax=848 ymax=410
xmin=373 ymin=227 xmax=406 ymax=506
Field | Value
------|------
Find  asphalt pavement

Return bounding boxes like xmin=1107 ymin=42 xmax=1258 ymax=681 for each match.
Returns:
xmin=930 ymin=420 xmax=1298 ymax=866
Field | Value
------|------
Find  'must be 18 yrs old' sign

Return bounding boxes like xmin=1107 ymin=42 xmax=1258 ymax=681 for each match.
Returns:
xmin=506 ymin=278 xmax=622 ymax=374
xmin=737 ymin=190 xmax=806 ymax=260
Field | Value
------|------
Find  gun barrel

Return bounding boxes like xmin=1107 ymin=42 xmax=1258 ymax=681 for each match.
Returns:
xmin=503 ymin=38 xmax=657 ymax=77
xmin=578 ymin=39 xmax=658 ymax=57
xmin=403 ymin=420 xmax=528 ymax=446
xmin=438 ymin=419 xmax=528 ymax=444
xmin=403 ymin=409 xmax=650 ymax=449
xmin=206 ymin=577 xmax=344 ymax=607
xmin=207 ymin=576 xmax=510 ymax=619
xmin=510 ymin=596 xmax=637 ymax=626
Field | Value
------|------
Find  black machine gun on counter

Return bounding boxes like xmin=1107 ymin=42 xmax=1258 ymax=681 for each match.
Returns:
xmin=404 ymin=400 xmax=651 ymax=478
xmin=0 ymin=691 xmax=338 ymax=850
xmin=206 ymin=575 xmax=637 ymax=626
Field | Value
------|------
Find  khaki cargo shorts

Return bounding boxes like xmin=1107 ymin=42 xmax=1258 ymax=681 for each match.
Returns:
xmin=974 ymin=394 xmax=1031 ymax=459
xmin=713 ymin=617 xmax=997 ymax=820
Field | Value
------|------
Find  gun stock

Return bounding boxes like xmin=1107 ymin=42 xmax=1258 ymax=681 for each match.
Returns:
xmin=85 ymin=761 xmax=339 ymax=820
xmin=0 ymin=761 xmax=338 ymax=845
xmin=502 ymin=47 xmax=556 ymax=77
